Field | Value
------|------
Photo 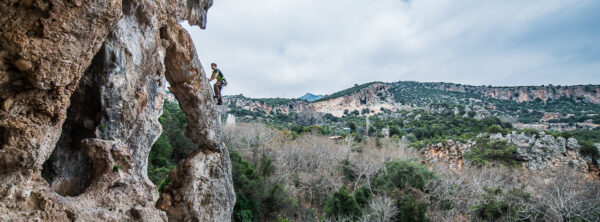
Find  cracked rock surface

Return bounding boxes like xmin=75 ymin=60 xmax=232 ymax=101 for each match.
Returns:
xmin=0 ymin=0 xmax=234 ymax=221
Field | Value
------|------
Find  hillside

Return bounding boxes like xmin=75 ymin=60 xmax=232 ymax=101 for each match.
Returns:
xmin=210 ymin=79 xmax=600 ymax=220
xmin=224 ymin=81 xmax=600 ymax=126
xmin=220 ymin=80 xmax=600 ymax=172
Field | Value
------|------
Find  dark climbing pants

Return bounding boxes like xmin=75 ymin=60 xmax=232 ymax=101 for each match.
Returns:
xmin=214 ymin=80 xmax=224 ymax=104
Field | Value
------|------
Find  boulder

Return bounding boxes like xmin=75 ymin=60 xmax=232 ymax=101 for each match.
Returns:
xmin=567 ymin=138 xmax=581 ymax=151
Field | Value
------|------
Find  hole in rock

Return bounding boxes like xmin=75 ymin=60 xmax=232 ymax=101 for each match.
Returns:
xmin=41 ymin=45 xmax=107 ymax=196
xmin=147 ymin=98 xmax=198 ymax=190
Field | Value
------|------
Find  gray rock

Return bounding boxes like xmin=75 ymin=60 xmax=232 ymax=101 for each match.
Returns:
xmin=567 ymin=138 xmax=581 ymax=151
xmin=489 ymin=133 xmax=504 ymax=140
xmin=381 ymin=128 xmax=390 ymax=137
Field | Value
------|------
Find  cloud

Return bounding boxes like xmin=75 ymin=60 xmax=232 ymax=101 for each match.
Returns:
xmin=183 ymin=0 xmax=600 ymax=98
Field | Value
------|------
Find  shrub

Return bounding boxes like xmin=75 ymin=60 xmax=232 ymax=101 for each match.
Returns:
xmin=465 ymin=138 xmax=519 ymax=167
xmin=148 ymin=167 xmax=172 ymax=185
xmin=112 ymin=164 xmax=120 ymax=172
xmin=354 ymin=185 xmax=372 ymax=208
xmin=230 ymin=150 xmax=261 ymax=221
xmin=486 ymin=125 xmax=504 ymax=134
xmin=395 ymin=194 xmax=429 ymax=222
xmin=372 ymin=159 xmax=437 ymax=192
xmin=389 ymin=126 xmax=402 ymax=137
xmin=341 ymin=158 xmax=357 ymax=183
xmin=580 ymin=141 xmax=599 ymax=163
xmin=157 ymin=177 xmax=170 ymax=195
xmin=324 ymin=186 xmax=362 ymax=219
xmin=470 ymin=186 xmax=533 ymax=221
xmin=347 ymin=121 xmax=357 ymax=132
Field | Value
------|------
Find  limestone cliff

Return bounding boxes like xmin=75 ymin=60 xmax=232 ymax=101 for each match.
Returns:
xmin=0 ymin=0 xmax=234 ymax=221
xmin=224 ymin=83 xmax=410 ymax=117
xmin=428 ymin=82 xmax=600 ymax=104
xmin=423 ymin=133 xmax=593 ymax=174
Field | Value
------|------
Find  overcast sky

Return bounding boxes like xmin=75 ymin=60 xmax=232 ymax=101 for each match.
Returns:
xmin=183 ymin=0 xmax=600 ymax=98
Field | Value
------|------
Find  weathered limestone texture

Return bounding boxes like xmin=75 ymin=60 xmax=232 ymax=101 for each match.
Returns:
xmin=156 ymin=22 xmax=235 ymax=221
xmin=0 ymin=0 xmax=234 ymax=221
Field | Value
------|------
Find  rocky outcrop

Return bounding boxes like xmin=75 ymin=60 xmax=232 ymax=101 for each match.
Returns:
xmin=1 ymin=0 xmax=234 ymax=221
xmin=224 ymin=95 xmax=310 ymax=115
xmin=505 ymin=132 xmax=588 ymax=171
xmin=156 ymin=22 xmax=235 ymax=221
xmin=429 ymin=82 xmax=600 ymax=104
xmin=312 ymin=83 xmax=404 ymax=116
xmin=423 ymin=133 xmax=591 ymax=172
xmin=423 ymin=140 xmax=473 ymax=170
xmin=225 ymin=83 xmax=410 ymax=117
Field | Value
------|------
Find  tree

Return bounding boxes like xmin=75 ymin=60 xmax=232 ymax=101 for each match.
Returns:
xmin=324 ymin=186 xmax=362 ymax=220
xmin=347 ymin=121 xmax=357 ymax=132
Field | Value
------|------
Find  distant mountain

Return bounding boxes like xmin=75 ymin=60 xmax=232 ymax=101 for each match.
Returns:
xmin=298 ymin=93 xmax=324 ymax=102
xmin=223 ymin=81 xmax=600 ymax=125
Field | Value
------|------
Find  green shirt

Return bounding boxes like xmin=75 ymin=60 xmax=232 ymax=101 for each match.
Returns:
xmin=213 ymin=69 xmax=225 ymax=81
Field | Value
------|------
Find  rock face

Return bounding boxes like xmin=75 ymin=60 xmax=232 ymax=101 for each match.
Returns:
xmin=429 ymin=82 xmax=600 ymax=104
xmin=423 ymin=140 xmax=473 ymax=170
xmin=0 ymin=0 xmax=234 ymax=221
xmin=225 ymin=83 xmax=411 ymax=117
xmin=312 ymin=83 xmax=403 ymax=116
xmin=224 ymin=96 xmax=310 ymax=115
xmin=507 ymin=132 xmax=588 ymax=171
xmin=156 ymin=22 xmax=235 ymax=221
xmin=423 ymin=133 xmax=591 ymax=172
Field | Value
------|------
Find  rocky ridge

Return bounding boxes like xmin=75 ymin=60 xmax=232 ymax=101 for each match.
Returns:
xmin=428 ymin=82 xmax=600 ymax=104
xmin=225 ymin=83 xmax=411 ymax=117
xmin=0 ymin=0 xmax=234 ymax=221
xmin=423 ymin=132 xmax=593 ymax=173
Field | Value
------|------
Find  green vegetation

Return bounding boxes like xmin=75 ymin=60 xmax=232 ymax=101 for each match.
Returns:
xmin=112 ymin=164 xmax=120 ymax=172
xmin=464 ymin=138 xmax=519 ymax=167
xmin=147 ymin=101 xmax=197 ymax=186
xmin=470 ymin=186 xmax=533 ymax=221
xmin=324 ymin=186 xmax=362 ymax=220
xmin=551 ymin=129 xmax=600 ymax=162
xmin=372 ymin=159 xmax=437 ymax=192
xmin=230 ymin=148 xmax=296 ymax=221
xmin=371 ymin=159 xmax=436 ymax=222
xmin=153 ymin=78 xmax=600 ymax=221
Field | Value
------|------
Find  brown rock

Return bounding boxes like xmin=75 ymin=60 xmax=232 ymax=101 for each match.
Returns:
xmin=0 ymin=0 xmax=234 ymax=221
xmin=2 ymin=98 xmax=13 ymax=111
xmin=14 ymin=59 xmax=32 ymax=72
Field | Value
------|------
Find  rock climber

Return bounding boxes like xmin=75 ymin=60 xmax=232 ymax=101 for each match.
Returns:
xmin=209 ymin=63 xmax=227 ymax=105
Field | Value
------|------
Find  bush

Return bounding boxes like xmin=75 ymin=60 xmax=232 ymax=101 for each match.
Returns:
xmin=157 ymin=177 xmax=170 ymax=195
xmin=470 ymin=186 xmax=533 ymax=221
xmin=354 ymin=185 xmax=372 ymax=208
xmin=324 ymin=186 xmax=362 ymax=220
xmin=580 ymin=141 xmax=599 ymax=163
xmin=465 ymin=138 xmax=519 ymax=167
xmin=372 ymin=159 xmax=437 ymax=192
xmin=230 ymin=150 xmax=261 ymax=221
xmin=148 ymin=167 xmax=173 ymax=185
xmin=395 ymin=194 xmax=429 ymax=222
xmin=486 ymin=125 xmax=504 ymax=134
xmin=341 ymin=158 xmax=357 ymax=183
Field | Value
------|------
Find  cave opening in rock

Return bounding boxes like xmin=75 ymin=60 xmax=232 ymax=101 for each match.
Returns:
xmin=41 ymin=46 xmax=107 ymax=197
xmin=147 ymin=97 xmax=198 ymax=189
xmin=147 ymin=26 xmax=200 ymax=190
